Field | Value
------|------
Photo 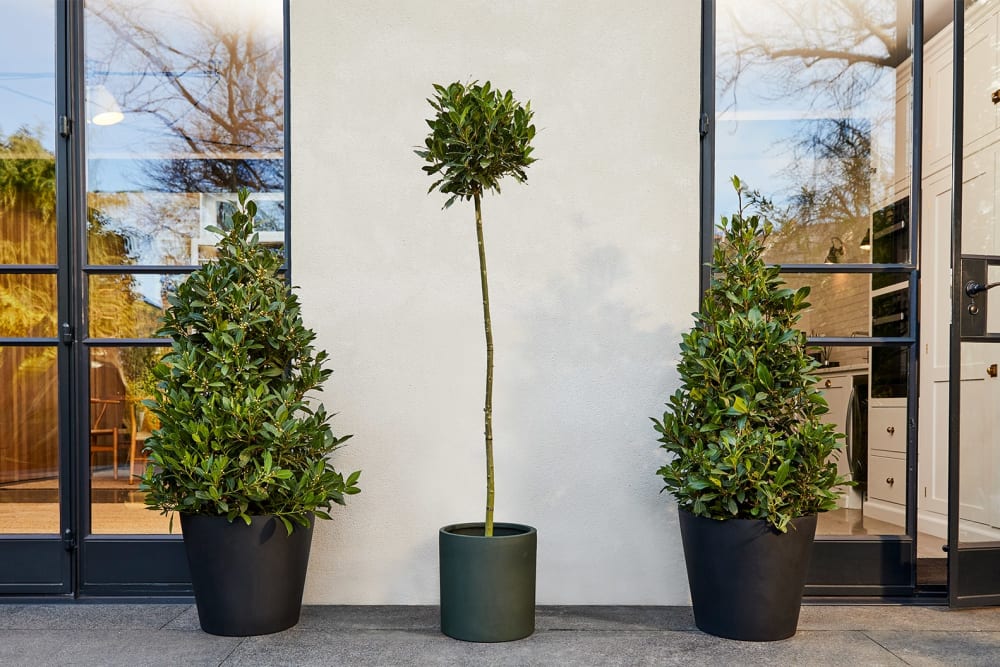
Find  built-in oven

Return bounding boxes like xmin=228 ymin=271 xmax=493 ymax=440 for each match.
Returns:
xmin=869 ymin=196 xmax=910 ymax=399
xmin=871 ymin=288 xmax=909 ymax=399
xmin=872 ymin=197 xmax=909 ymax=290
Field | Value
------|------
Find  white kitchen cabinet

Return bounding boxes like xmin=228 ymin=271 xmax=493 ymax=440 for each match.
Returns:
xmin=964 ymin=8 xmax=1000 ymax=154
xmin=815 ymin=370 xmax=865 ymax=510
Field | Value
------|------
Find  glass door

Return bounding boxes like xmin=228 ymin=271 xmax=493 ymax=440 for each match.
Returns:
xmin=948 ymin=0 xmax=1000 ymax=608
xmin=0 ymin=0 xmax=70 ymax=594
xmin=77 ymin=0 xmax=287 ymax=594
xmin=0 ymin=0 xmax=286 ymax=596
xmin=707 ymin=0 xmax=919 ymax=595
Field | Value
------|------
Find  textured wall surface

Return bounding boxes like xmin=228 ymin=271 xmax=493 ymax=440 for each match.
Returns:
xmin=290 ymin=0 xmax=700 ymax=604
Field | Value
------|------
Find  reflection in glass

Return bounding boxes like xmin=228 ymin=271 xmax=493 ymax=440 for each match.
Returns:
xmin=0 ymin=345 xmax=59 ymax=534
xmin=89 ymin=274 xmax=170 ymax=339
xmin=0 ymin=274 xmax=57 ymax=337
xmin=0 ymin=2 xmax=60 ymax=536
xmin=781 ymin=272 xmax=885 ymax=344
xmin=716 ymin=0 xmax=908 ymax=265
xmin=84 ymin=0 xmax=285 ymax=266
xmin=89 ymin=346 xmax=171 ymax=534
xmin=0 ymin=133 xmax=56 ymax=265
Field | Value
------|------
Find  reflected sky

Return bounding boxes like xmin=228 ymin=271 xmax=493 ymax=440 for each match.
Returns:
xmin=0 ymin=2 xmax=55 ymax=151
xmin=714 ymin=0 xmax=902 ymax=238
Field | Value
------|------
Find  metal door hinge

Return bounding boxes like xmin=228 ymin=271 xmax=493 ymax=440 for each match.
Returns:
xmin=59 ymin=115 xmax=72 ymax=138
xmin=699 ymin=112 xmax=710 ymax=139
xmin=62 ymin=528 xmax=76 ymax=552
xmin=60 ymin=323 xmax=74 ymax=344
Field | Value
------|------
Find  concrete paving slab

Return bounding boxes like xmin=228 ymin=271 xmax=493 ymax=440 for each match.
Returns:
xmin=0 ymin=629 xmax=76 ymax=664
xmin=798 ymin=604 xmax=1000 ymax=632
xmin=535 ymin=605 xmax=697 ymax=632
xmin=221 ymin=628 xmax=904 ymax=666
xmin=1 ymin=604 xmax=1000 ymax=666
xmin=0 ymin=603 xmax=190 ymax=630
xmin=296 ymin=605 xmax=440 ymax=631
xmin=35 ymin=629 xmax=241 ymax=667
xmin=866 ymin=630 xmax=1000 ymax=666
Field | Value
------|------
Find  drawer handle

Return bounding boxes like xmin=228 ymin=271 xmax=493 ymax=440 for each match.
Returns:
xmin=886 ymin=477 xmax=895 ymax=486
xmin=993 ymin=89 xmax=1000 ymax=105
xmin=824 ymin=379 xmax=832 ymax=388
xmin=886 ymin=426 xmax=895 ymax=435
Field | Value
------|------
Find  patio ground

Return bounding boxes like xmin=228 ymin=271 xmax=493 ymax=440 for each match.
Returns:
xmin=1 ymin=603 xmax=999 ymax=665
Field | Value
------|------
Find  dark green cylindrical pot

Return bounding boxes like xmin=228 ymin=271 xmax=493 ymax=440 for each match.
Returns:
xmin=439 ymin=522 xmax=537 ymax=642
xmin=678 ymin=510 xmax=817 ymax=642
xmin=181 ymin=514 xmax=314 ymax=637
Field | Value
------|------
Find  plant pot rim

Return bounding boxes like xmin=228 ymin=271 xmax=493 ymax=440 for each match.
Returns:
xmin=180 ymin=512 xmax=315 ymax=521
xmin=677 ymin=508 xmax=818 ymax=530
xmin=440 ymin=522 xmax=536 ymax=539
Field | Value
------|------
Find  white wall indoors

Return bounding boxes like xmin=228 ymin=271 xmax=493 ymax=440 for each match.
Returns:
xmin=289 ymin=0 xmax=701 ymax=604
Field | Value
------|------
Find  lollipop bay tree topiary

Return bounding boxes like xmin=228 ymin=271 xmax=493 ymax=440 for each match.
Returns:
xmin=652 ymin=176 xmax=847 ymax=641
xmin=141 ymin=189 xmax=359 ymax=636
xmin=417 ymin=80 xmax=536 ymax=537
xmin=417 ymin=80 xmax=538 ymax=642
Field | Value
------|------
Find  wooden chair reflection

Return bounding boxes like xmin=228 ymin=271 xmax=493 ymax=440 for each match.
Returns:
xmin=127 ymin=398 xmax=153 ymax=484
xmin=90 ymin=362 xmax=128 ymax=481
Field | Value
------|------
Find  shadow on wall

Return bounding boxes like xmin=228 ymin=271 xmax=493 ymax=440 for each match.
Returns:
xmin=497 ymin=243 xmax=689 ymax=603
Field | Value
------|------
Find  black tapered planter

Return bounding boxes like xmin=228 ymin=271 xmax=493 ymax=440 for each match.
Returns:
xmin=439 ymin=522 xmax=536 ymax=642
xmin=181 ymin=514 xmax=314 ymax=636
xmin=678 ymin=510 xmax=817 ymax=641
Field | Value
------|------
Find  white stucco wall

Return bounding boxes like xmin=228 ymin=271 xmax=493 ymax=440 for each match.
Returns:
xmin=290 ymin=0 xmax=701 ymax=604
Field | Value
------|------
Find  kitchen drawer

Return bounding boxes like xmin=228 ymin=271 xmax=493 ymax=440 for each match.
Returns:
xmin=868 ymin=454 xmax=906 ymax=505
xmin=869 ymin=406 xmax=906 ymax=453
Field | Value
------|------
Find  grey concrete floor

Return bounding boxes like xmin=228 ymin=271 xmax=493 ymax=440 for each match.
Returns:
xmin=1 ymin=603 xmax=1000 ymax=665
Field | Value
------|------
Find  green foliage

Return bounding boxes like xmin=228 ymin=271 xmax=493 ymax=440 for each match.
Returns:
xmin=416 ymin=80 xmax=536 ymax=208
xmin=141 ymin=190 xmax=359 ymax=533
xmin=0 ymin=129 xmax=55 ymax=220
xmin=652 ymin=177 xmax=846 ymax=532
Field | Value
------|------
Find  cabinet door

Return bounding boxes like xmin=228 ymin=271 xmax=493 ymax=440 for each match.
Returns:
xmin=964 ymin=12 xmax=1000 ymax=151
xmin=923 ymin=34 xmax=954 ymax=178
xmin=962 ymin=149 xmax=1000 ymax=256
xmin=870 ymin=406 xmax=906 ymax=454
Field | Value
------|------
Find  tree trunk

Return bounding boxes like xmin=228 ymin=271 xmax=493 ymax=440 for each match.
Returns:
xmin=474 ymin=191 xmax=495 ymax=537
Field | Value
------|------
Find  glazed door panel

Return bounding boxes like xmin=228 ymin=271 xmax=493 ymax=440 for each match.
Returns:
xmin=949 ymin=0 xmax=1000 ymax=608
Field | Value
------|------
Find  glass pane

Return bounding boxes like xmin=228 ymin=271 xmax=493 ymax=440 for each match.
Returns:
xmin=89 ymin=274 xmax=171 ymax=339
xmin=84 ymin=0 xmax=285 ymax=266
xmin=716 ymin=0 xmax=909 ymax=265
xmin=956 ymin=344 xmax=1000 ymax=543
xmin=815 ymin=348 xmax=910 ymax=537
xmin=956 ymin=0 xmax=1000 ymax=547
xmin=87 ymin=191 xmax=285 ymax=266
xmin=89 ymin=346 xmax=172 ymax=534
xmin=0 ymin=345 xmax=59 ymax=534
xmin=0 ymin=0 xmax=57 ymax=265
xmin=0 ymin=3 xmax=58 ymax=536
xmin=0 ymin=273 xmax=57 ymax=337
xmin=780 ymin=272 xmax=874 ymax=341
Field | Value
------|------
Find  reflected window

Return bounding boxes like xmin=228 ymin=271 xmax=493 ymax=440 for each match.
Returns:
xmin=84 ymin=0 xmax=285 ymax=267
xmin=711 ymin=1 xmax=916 ymax=541
xmin=82 ymin=0 xmax=286 ymax=535
xmin=715 ymin=0 xmax=910 ymax=265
